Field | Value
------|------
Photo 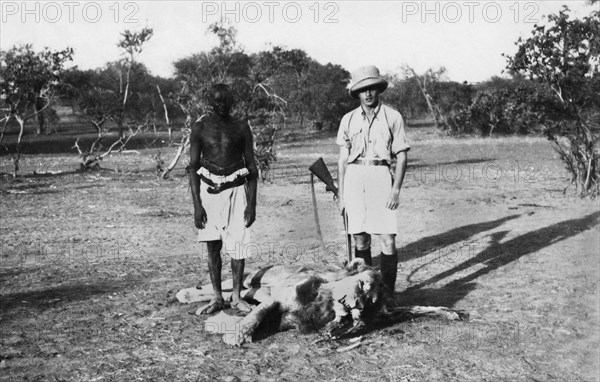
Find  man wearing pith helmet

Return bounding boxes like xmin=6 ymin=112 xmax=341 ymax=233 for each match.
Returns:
xmin=336 ymin=65 xmax=410 ymax=303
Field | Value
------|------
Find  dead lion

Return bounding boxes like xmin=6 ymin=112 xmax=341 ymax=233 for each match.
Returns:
xmin=179 ymin=259 xmax=468 ymax=346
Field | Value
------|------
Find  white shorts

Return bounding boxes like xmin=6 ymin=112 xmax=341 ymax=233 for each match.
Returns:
xmin=343 ymin=164 xmax=398 ymax=235
xmin=197 ymin=181 xmax=251 ymax=259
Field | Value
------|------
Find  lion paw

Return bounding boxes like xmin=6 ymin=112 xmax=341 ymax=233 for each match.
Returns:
xmin=223 ymin=324 xmax=254 ymax=346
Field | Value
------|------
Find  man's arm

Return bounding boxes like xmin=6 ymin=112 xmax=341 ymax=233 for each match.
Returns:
xmin=385 ymin=150 xmax=407 ymax=210
xmin=189 ymin=122 xmax=206 ymax=228
xmin=337 ymin=146 xmax=349 ymax=212
xmin=242 ymin=123 xmax=258 ymax=227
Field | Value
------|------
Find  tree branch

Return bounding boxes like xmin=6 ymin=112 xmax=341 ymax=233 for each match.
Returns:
xmin=156 ymin=84 xmax=170 ymax=125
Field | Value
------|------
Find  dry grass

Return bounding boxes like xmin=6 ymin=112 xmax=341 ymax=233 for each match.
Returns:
xmin=0 ymin=127 xmax=598 ymax=381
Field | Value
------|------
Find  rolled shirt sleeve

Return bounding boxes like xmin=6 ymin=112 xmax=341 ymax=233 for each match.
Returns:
xmin=336 ymin=114 xmax=351 ymax=148
xmin=390 ymin=112 xmax=410 ymax=155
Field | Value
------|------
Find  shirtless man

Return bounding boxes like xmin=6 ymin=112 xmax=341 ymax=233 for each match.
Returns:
xmin=189 ymin=84 xmax=258 ymax=314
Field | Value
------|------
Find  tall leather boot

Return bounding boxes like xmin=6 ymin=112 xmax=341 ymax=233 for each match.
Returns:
xmin=354 ymin=247 xmax=372 ymax=266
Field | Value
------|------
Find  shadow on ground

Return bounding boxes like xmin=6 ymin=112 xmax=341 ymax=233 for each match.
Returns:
xmin=0 ymin=278 xmax=142 ymax=321
xmin=396 ymin=215 xmax=520 ymax=264
xmin=396 ymin=211 xmax=600 ymax=309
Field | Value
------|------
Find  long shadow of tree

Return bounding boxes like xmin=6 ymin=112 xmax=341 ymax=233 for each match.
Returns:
xmin=398 ymin=211 xmax=600 ymax=308
xmin=396 ymin=215 xmax=520 ymax=264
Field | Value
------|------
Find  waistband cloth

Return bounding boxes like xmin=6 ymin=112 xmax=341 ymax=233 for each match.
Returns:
xmin=197 ymin=158 xmax=249 ymax=194
xmin=197 ymin=179 xmax=251 ymax=259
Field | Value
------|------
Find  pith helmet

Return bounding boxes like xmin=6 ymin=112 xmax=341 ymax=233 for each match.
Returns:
xmin=349 ymin=65 xmax=388 ymax=98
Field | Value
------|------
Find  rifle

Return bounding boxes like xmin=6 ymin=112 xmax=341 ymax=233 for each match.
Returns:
xmin=309 ymin=157 xmax=352 ymax=263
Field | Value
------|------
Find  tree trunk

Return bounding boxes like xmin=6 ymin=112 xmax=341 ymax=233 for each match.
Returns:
xmin=161 ymin=132 xmax=191 ymax=179
xmin=118 ymin=68 xmax=128 ymax=139
xmin=549 ymin=133 xmax=598 ymax=197
xmin=117 ymin=102 xmax=125 ymax=139
xmin=34 ymin=100 xmax=45 ymax=135
xmin=423 ymin=94 xmax=440 ymax=129
xmin=414 ymin=78 xmax=440 ymax=130
xmin=15 ymin=115 xmax=25 ymax=146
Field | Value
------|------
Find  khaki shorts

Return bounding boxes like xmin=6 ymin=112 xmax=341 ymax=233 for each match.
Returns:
xmin=197 ymin=181 xmax=251 ymax=259
xmin=343 ymin=164 xmax=398 ymax=235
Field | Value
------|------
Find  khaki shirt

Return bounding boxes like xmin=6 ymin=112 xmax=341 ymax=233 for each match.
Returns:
xmin=336 ymin=103 xmax=410 ymax=163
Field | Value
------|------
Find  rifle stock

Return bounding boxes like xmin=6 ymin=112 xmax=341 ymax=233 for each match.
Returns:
xmin=308 ymin=157 xmax=338 ymax=197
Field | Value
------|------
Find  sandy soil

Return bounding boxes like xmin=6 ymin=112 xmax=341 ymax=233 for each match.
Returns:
xmin=1 ymin=128 xmax=598 ymax=381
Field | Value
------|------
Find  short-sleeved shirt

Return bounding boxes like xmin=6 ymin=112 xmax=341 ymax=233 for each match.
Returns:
xmin=336 ymin=103 xmax=410 ymax=163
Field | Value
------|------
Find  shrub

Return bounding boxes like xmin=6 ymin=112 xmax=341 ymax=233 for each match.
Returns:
xmin=449 ymin=82 xmax=557 ymax=136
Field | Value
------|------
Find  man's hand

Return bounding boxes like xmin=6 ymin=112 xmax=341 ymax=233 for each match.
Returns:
xmin=385 ymin=189 xmax=400 ymax=210
xmin=244 ymin=205 xmax=256 ymax=227
xmin=194 ymin=205 xmax=207 ymax=229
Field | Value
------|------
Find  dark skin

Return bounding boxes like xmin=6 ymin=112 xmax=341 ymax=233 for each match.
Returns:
xmin=189 ymin=88 xmax=258 ymax=314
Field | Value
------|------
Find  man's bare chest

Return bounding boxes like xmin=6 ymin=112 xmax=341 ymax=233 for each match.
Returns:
xmin=201 ymin=123 xmax=245 ymax=148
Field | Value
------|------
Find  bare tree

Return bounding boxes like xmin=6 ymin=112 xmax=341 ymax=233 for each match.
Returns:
xmin=116 ymin=27 xmax=153 ymax=139
xmin=402 ymin=66 xmax=450 ymax=130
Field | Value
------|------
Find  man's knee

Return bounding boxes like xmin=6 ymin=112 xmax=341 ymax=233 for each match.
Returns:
xmin=206 ymin=240 xmax=223 ymax=253
xmin=380 ymin=234 xmax=396 ymax=254
xmin=206 ymin=241 xmax=223 ymax=264
xmin=354 ymin=233 xmax=371 ymax=250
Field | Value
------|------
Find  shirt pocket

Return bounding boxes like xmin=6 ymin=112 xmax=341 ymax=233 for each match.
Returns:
xmin=348 ymin=128 xmax=364 ymax=155
xmin=348 ymin=125 xmax=362 ymax=145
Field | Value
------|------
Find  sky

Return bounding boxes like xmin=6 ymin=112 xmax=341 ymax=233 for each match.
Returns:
xmin=1 ymin=1 xmax=597 ymax=82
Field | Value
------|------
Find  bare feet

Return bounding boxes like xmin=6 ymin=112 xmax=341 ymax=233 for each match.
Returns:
xmin=198 ymin=297 xmax=226 ymax=315
xmin=231 ymin=298 xmax=253 ymax=313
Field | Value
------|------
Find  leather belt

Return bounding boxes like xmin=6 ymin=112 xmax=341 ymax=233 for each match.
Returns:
xmin=352 ymin=158 xmax=389 ymax=166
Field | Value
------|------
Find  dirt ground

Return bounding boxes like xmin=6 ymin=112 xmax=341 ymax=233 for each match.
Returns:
xmin=0 ymin=127 xmax=598 ymax=382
